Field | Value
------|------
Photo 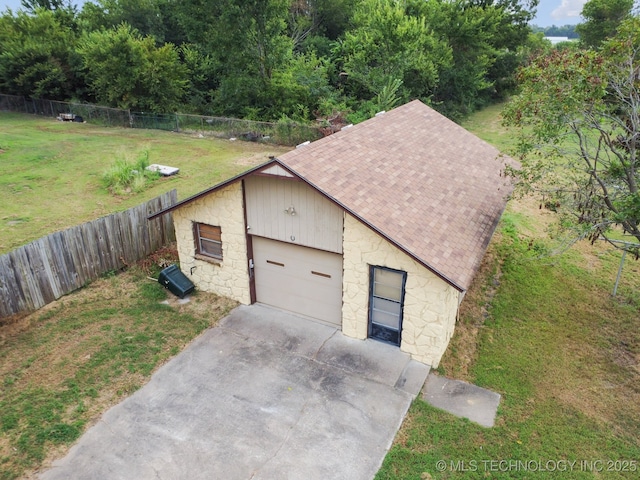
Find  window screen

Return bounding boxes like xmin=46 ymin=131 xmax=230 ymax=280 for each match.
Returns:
xmin=195 ymin=223 xmax=222 ymax=260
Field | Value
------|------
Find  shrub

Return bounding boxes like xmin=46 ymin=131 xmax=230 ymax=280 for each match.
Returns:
xmin=103 ymin=149 xmax=159 ymax=195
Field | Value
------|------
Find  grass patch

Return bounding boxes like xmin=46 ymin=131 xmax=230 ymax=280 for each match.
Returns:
xmin=460 ymin=103 xmax=517 ymax=152
xmin=377 ymin=105 xmax=640 ymax=479
xmin=0 ymin=112 xmax=290 ymax=254
xmin=102 ymin=148 xmax=160 ymax=195
xmin=0 ymin=250 xmax=237 ymax=479
xmin=377 ymin=225 xmax=640 ymax=479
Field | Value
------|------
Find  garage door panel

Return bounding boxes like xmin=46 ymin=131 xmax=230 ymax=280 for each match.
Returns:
xmin=256 ymin=264 xmax=338 ymax=290
xmin=253 ymin=236 xmax=342 ymax=327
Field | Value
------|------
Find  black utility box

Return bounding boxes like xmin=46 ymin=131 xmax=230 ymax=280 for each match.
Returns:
xmin=158 ymin=265 xmax=195 ymax=298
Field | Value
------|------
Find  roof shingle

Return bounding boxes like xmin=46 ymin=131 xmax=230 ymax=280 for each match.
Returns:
xmin=277 ymin=100 xmax=515 ymax=291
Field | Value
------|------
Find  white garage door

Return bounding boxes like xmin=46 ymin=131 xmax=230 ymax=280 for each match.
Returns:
xmin=252 ymin=236 xmax=343 ymax=327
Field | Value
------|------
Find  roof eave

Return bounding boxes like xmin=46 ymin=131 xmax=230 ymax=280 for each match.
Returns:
xmin=147 ymin=155 xmax=466 ymax=292
xmin=271 ymin=159 xmax=466 ymax=293
xmin=147 ymin=158 xmax=279 ymax=220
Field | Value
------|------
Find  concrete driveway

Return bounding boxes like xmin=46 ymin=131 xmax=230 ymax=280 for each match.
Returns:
xmin=40 ymin=304 xmax=429 ymax=480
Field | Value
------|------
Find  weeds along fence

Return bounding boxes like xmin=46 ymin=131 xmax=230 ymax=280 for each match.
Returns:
xmin=0 ymin=190 xmax=177 ymax=320
xmin=0 ymin=93 xmax=131 ymax=128
xmin=0 ymin=93 xmax=324 ymax=146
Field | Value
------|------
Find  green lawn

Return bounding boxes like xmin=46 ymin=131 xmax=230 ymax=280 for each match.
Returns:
xmin=0 ymin=112 xmax=290 ymax=254
xmin=375 ymin=107 xmax=640 ymax=479
xmin=0 ymin=113 xmax=287 ymax=478
xmin=1 ymin=108 xmax=638 ymax=480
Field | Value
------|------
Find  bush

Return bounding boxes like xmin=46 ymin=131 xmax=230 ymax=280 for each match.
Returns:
xmin=103 ymin=149 xmax=159 ymax=195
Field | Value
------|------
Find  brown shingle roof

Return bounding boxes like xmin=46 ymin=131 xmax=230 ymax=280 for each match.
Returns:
xmin=277 ymin=100 xmax=515 ymax=291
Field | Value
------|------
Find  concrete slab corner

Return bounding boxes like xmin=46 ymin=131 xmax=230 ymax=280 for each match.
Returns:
xmin=422 ymin=373 xmax=501 ymax=428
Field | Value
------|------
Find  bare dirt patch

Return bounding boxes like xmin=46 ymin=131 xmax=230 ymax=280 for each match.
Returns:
xmin=439 ymin=234 xmax=502 ymax=380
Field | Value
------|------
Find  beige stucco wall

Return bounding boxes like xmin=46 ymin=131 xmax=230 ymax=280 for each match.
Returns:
xmin=173 ymin=182 xmax=251 ymax=304
xmin=342 ymin=214 xmax=461 ymax=367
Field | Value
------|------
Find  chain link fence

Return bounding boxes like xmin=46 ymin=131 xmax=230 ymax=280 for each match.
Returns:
xmin=0 ymin=94 xmax=324 ymax=146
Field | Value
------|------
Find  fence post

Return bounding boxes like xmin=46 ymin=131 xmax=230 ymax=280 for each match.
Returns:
xmin=613 ymin=250 xmax=626 ymax=296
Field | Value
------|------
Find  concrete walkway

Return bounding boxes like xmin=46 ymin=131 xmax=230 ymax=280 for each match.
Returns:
xmin=422 ymin=373 xmax=501 ymax=427
xmin=40 ymin=304 xmax=429 ymax=480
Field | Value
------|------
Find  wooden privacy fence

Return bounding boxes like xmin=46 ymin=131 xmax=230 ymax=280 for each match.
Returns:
xmin=0 ymin=190 xmax=177 ymax=319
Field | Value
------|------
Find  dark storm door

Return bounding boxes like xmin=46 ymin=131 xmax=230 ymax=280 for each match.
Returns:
xmin=368 ymin=266 xmax=407 ymax=346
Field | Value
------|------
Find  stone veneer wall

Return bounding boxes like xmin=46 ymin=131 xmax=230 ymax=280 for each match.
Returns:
xmin=342 ymin=214 xmax=461 ymax=366
xmin=173 ymin=182 xmax=251 ymax=304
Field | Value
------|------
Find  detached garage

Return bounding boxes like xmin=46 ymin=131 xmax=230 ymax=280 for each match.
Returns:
xmin=150 ymin=100 xmax=514 ymax=367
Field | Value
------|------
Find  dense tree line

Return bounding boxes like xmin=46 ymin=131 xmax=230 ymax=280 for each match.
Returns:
xmin=0 ymin=0 xmax=541 ymax=122
xmin=530 ymin=24 xmax=579 ymax=39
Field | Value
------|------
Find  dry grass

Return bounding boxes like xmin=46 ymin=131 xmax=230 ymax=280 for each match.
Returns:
xmin=438 ymin=237 xmax=502 ymax=381
xmin=0 ymin=247 xmax=237 ymax=479
xmin=381 ymin=193 xmax=640 ymax=478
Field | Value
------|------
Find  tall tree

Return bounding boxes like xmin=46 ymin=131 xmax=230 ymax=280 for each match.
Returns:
xmin=78 ymin=0 xmax=166 ymax=42
xmin=175 ymin=0 xmax=301 ymax=117
xmin=408 ymin=0 xmax=504 ymax=118
xmin=20 ymin=0 xmax=78 ymax=29
xmin=0 ymin=9 xmax=79 ymax=98
xmin=503 ymin=16 xmax=640 ymax=254
xmin=575 ymin=0 xmax=633 ymax=48
xmin=471 ymin=0 xmax=539 ymax=49
xmin=179 ymin=44 xmax=219 ymax=112
xmin=288 ymin=0 xmax=356 ymax=49
xmin=474 ymin=0 xmax=540 ymax=101
xmin=21 ymin=0 xmax=72 ymax=11
xmin=78 ymin=23 xmax=187 ymax=112
xmin=338 ymin=0 xmax=451 ymax=106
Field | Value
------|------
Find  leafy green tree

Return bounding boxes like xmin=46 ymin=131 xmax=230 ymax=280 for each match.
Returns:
xmin=539 ymin=24 xmax=579 ymax=39
xmin=408 ymin=0 xmax=503 ymax=118
xmin=19 ymin=0 xmax=78 ymax=29
xmin=313 ymin=0 xmax=356 ymax=40
xmin=0 ymin=9 xmax=79 ymax=98
xmin=401 ymin=0 xmax=537 ymax=118
xmin=289 ymin=0 xmax=356 ymax=52
xmin=261 ymin=52 xmax=332 ymax=118
xmin=78 ymin=0 xmax=166 ymax=42
xmin=476 ymin=0 xmax=540 ymax=100
xmin=339 ymin=0 xmax=451 ymax=105
xmin=174 ymin=0 xmax=294 ymax=117
xmin=20 ymin=0 xmax=72 ymax=11
xmin=78 ymin=23 xmax=187 ymax=112
xmin=478 ymin=0 xmax=539 ymax=49
xmin=176 ymin=0 xmax=334 ymax=119
xmin=157 ymin=0 xmax=189 ymax=46
xmin=575 ymin=0 xmax=633 ymax=48
xmin=180 ymin=44 xmax=219 ymax=112
xmin=503 ymin=16 xmax=640 ymax=253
